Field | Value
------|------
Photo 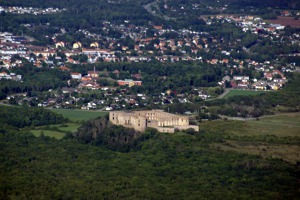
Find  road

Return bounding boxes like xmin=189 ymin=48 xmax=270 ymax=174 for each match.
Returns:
xmin=217 ymin=88 xmax=232 ymax=99
xmin=220 ymin=112 xmax=300 ymax=121
xmin=143 ymin=1 xmax=175 ymax=21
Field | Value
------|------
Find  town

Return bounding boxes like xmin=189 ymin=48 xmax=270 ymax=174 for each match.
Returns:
xmin=1 ymin=11 xmax=298 ymax=111
xmin=1 ymin=0 xmax=300 ymax=199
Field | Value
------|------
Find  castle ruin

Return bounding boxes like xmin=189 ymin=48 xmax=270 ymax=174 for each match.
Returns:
xmin=109 ymin=110 xmax=199 ymax=133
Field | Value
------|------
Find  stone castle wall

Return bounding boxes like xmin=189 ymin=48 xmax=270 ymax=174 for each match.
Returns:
xmin=109 ymin=110 xmax=198 ymax=133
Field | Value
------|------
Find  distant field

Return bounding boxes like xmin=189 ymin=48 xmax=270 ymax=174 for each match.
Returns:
xmin=210 ymin=113 xmax=300 ymax=164
xmin=31 ymin=123 xmax=81 ymax=140
xmin=31 ymin=109 xmax=108 ymax=140
xmin=212 ymin=142 xmax=300 ymax=164
xmin=31 ymin=130 xmax=66 ymax=139
xmin=246 ymin=113 xmax=300 ymax=137
xmin=38 ymin=123 xmax=80 ymax=132
xmin=224 ymin=89 xmax=268 ymax=98
xmin=51 ymin=109 xmax=108 ymax=121
xmin=267 ymin=16 xmax=300 ymax=28
xmin=54 ymin=123 xmax=81 ymax=132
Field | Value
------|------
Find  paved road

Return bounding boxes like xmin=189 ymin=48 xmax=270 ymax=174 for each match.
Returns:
xmin=143 ymin=1 xmax=175 ymax=21
xmin=220 ymin=112 xmax=300 ymax=121
xmin=217 ymin=88 xmax=232 ymax=99
xmin=0 ymin=101 xmax=14 ymax=106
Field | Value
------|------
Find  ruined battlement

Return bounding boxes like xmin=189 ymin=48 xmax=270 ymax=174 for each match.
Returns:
xmin=109 ymin=110 xmax=199 ymax=133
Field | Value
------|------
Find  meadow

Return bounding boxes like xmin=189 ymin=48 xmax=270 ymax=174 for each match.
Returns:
xmin=209 ymin=112 xmax=300 ymax=164
xmin=30 ymin=108 xmax=108 ymax=139
xmin=247 ymin=113 xmax=300 ymax=137
xmin=224 ymin=89 xmax=268 ymax=99
xmin=30 ymin=123 xmax=81 ymax=139
xmin=31 ymin=130 xmax=66 ymax=139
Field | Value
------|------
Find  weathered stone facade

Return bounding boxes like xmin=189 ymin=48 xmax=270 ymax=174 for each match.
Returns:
xmin=109 ymin=110 xmax=199 ymax=133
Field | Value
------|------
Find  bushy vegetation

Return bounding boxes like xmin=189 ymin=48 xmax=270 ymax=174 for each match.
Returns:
xmin=0 ymin=105 xmax=68 ymax=129
xmin=1 ymin=0 xmax=300 ymax=198
xmin=0 ymin=63 xmax=70 ymax=100
xmin=1 ymin=122 xmax=299 ymax=199
xmin=74 ymin=116 xmax=157 ymax=152
xmin=0 ymin=102 xmax=299 ymax=199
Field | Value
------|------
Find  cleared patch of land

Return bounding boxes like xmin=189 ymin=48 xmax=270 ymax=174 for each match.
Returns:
xmin=223 ymin=89 xmax=268 ymax=99
xmin=246 ymin=113 xmax=300 ymax=137
xmin=212 ymin=141 xmax=300 ymax=164
xmin=31 ymin=130 xmax=66 ymax=139
xmin=38 ymin=123 xmax=80 ymax=132
xmin=51 ymin=109 xmax=108 ymax=121
xmin=209 ymin=113 xmax=300 ymax=164
xmin=53 ymin=123 xmax=81 ymax=132
xmin=31 ymin=109 xmax=108 ymax=139
xmin=267 ymin=16 xmax=300 ymax=28
xmin=30 ymin=123 xmax=81 ymax=139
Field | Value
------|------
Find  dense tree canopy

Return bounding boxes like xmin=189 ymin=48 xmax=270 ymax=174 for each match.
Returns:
xmin=0 ymin=105 xmax=68 ymax=129
xmin=1 ymin=120 xmax=299 ymax=199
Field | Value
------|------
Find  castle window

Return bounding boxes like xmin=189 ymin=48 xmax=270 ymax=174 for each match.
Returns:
xmin=138 ymin=123 xmax=140 ymax=126
xmin=113 ymin=117 xmax=114 ymax=120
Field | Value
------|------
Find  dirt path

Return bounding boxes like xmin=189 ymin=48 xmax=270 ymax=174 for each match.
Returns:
xmin=256 ymin=112 xmax=300 ymax=119
xmin=220 ymin=112 xmax=300 ymax=121
xmin=217 ymin=88 xmax=232 ymax=99
xmin=143 ymin=1 xmax=175 ymax=21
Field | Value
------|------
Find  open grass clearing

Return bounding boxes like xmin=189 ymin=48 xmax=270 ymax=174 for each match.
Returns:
xmin=31 ymin=130 xmax=66 ymax=139
xmin=30 ymin=123 xmax=80 ymax=140
xmin=34 ymin=123 xmax=81 ymax=133
xmin=223 ymin=89 xmax=269 ymax=99
xmin=207 ymin=113 xmax=300 ymax=164
xmin=51 ymin=109 xmax=108 ymax=121
xmin=54 ymin=123 xmax=81 ymax=132
xmin=246 ymin=113 xmax=300 ymax=137
xmin=218 ymin=113 xmax=300 ymax=137
xmin=212 ymin=141 xmax=300 ymax=164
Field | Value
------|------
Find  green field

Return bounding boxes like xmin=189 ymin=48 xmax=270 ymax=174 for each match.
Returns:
xmin=37 ymin=123 xmax=81 ymax=132
xmin=31 ymin=130 xmax=66 ymax=139
xmin=212 ymin=141 xmax=300 ymax=164
xmin=209 ymin=113 xmax=300 ymax=164
xmin=51 ymin=109 xmax=108 ymax=121
xmin=30 ymin=109 xmax=108 ymax=140
xmin=54 ymin=123 xmax=81 ymax=132
xmin=31 ymin=123 xmax=81 ymax=139
xmin=224 ymin=89 xmax=268 ymax=98
xmin=246 ymin=113 xmax=300 ymax=137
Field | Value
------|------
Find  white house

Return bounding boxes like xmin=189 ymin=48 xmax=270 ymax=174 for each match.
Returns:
xmin=71 ymin=72 xmax=82 ymax=80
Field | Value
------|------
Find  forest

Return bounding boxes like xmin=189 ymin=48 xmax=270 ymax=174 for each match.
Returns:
xmin=1 ymin=107 xmax=299 ymax=199
xmin=0 ymin=61 xmax=70 ymax=100
xmin=0 ymin=106 xmax=68 ymax=129
xmin=0 ymin=78 xmax=299 ymax=199
xmin=1 ymin=0 xmax=300 ymax=198
xmin=74 ymin=116 xmax=146 ymax=152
